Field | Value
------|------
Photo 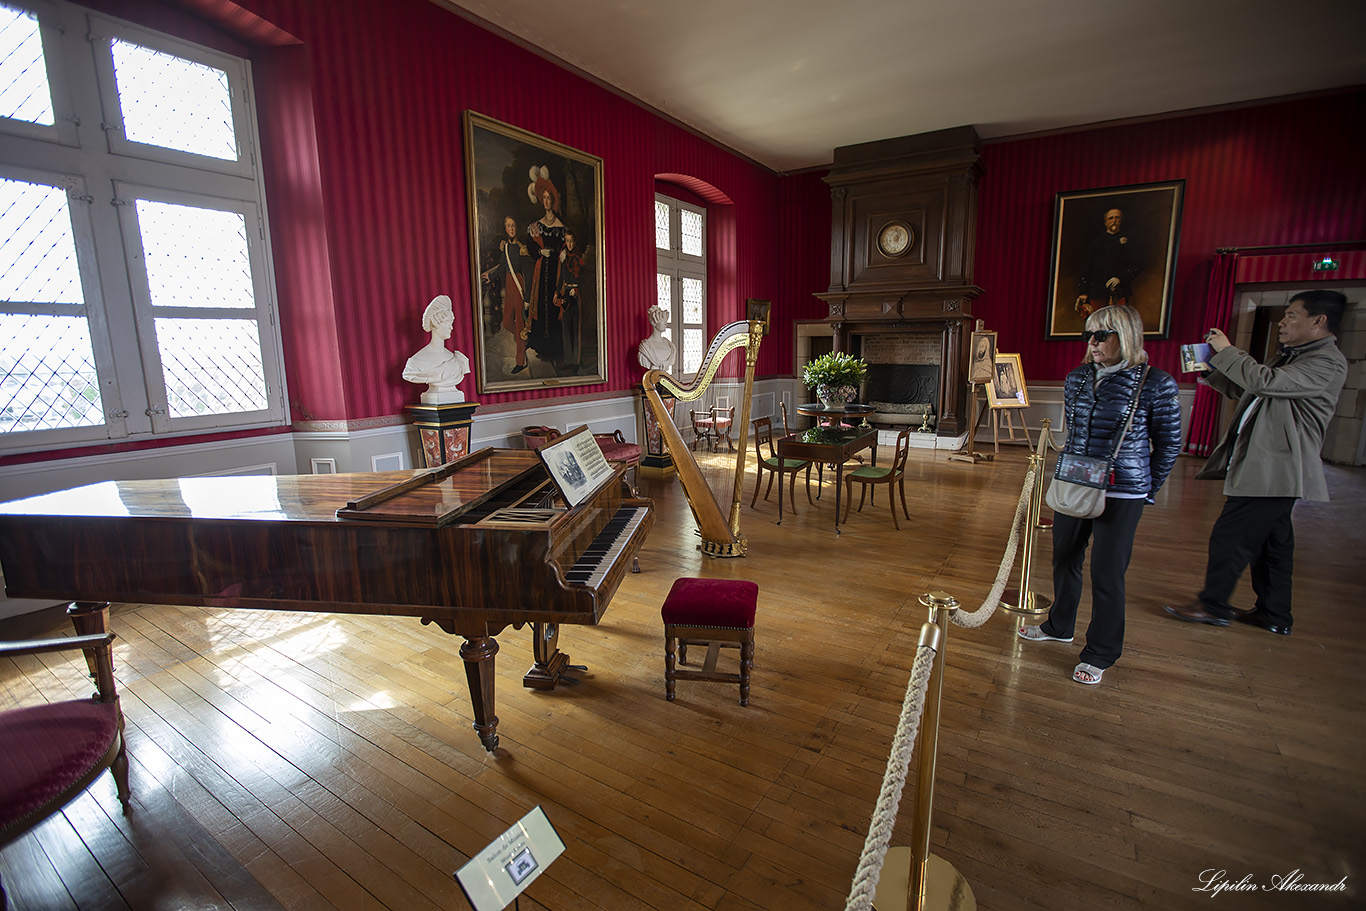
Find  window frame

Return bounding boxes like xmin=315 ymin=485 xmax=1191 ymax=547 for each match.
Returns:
xmin=0 ymin=0 xmax=286 ymax=455
xmin=654 ymin=192 xmax=707 ymax=381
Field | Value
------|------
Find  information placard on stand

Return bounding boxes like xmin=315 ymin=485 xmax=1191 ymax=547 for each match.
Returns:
xmin=455 ymin=806 xmax=565 ymax=910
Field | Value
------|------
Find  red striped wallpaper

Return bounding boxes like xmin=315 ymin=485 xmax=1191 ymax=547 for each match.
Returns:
xmin=1235 ymin=249 xmax=1366 ymax=284
xmin=973 ymin=90 xmax=1366 ymax=382
xmin=50 ymin=1 xmax=1366 ymax=435
xmin=124 ymin=0 xmax=794 ymax=422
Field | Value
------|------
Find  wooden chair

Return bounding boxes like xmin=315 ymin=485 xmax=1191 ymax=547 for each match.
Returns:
xmin=841 ymin=428 xmax=913 ymax=530
xmin=662 ymin=577 xmax=758 ymax=706
xmin=689 ymin=408 xmax=716 ymax=450
xmin=750 ymin=416 xmax=813 ymax=512
xmin=710 ymin=405 xmax=735 ymax=452
xmin=0 ymin=631 xmax=130 ymax=851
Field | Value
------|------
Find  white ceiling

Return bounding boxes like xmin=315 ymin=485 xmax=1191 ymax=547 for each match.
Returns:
xmin=435 ymin=0 xmax=1366 ymax=172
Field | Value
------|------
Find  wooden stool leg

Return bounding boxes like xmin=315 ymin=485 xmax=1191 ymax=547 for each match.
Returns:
xmin=739 ymin=634 xmax=754 ymax=706
xmin=664 ymin=629 xmax=677 ymax=701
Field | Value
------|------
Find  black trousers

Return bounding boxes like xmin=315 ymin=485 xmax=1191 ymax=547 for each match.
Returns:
xmin=1045 ymin=497 xmax=1146 ymax=670
xmin=1199 ymin=496 xmax=1297 ymax=627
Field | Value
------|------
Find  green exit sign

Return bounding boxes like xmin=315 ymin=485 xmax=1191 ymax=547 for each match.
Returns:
xmin=1313 ymin=257 xmax=1339 ymax=272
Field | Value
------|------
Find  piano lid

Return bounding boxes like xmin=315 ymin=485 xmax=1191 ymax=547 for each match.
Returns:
xmin=0 ymin=449 xmax=545 ymax=526
xmin=336 ymin=449 xmax=546 ymax=525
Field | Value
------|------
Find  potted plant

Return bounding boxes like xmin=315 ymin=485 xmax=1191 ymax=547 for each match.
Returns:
xmin=801 ymin=351 xmax=868 ymax=407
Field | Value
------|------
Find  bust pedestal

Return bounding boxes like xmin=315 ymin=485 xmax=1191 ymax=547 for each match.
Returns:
xmin=408 ymin=401 xmax=479 ymax=468
xmin=636 ymin=384 xmax=676 ymax=478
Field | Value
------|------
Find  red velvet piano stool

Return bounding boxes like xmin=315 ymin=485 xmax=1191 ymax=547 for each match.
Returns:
xmin=661 ymin=577 xmax=758 ymax=705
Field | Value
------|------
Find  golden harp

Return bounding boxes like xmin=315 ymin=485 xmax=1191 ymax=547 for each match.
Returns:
xmin=642 ymin=320 xmax=764 ymax=558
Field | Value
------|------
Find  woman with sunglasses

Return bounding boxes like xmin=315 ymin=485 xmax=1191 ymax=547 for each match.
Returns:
xmin=1019 ymin=306 xmax=1182 ymax=684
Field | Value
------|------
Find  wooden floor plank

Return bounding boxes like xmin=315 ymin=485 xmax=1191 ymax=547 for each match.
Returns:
xmin=1 ymin=448 xmax=1363 ymax=909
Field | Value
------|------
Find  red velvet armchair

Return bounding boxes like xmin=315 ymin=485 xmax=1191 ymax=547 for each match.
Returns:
xmin=0 ymin=631 xmax=130 ymax=851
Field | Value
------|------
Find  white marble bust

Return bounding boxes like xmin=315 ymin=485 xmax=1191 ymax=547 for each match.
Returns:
xmin=402 ymin=294 xmax=470 ymax=403
xmin=637 ymin=304 xmax=675 ymax=372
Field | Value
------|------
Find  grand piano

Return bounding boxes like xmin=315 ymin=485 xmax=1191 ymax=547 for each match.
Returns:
xmin=0 ymin=444 xmax=653 ymax=751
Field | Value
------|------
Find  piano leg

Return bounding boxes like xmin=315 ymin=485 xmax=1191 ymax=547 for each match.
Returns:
xmin=524 ymin=622 xmax=582 ymax=690
xmin=67 ymin=601 xmax=112 ymax=682
xmin=458 ymin=635 xmax=500 ymax=752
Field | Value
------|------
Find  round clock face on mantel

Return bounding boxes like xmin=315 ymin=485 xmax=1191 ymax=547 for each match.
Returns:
xmin=877 ymin=221 xmax=913 ymax=258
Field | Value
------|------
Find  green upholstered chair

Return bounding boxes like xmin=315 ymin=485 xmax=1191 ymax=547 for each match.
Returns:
xmin=750 ymin=416 xmax=813 ymax=512
xmin=841 ymin=428 xmax=913 ymax=530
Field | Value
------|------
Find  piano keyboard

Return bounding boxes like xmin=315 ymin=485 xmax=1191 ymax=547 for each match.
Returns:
xmin=564 ymin=505 xmax=649 ymax=587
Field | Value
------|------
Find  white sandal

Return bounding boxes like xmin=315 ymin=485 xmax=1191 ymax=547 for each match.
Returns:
xmin=1073 ymin=663 xmax=1104 ymax=685
xmin=1018 ymin=625 xmax=1074 ymax=643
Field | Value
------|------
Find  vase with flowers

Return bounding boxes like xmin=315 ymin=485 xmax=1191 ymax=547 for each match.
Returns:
xmin=801 ymin=351 xmax=868 ymax=408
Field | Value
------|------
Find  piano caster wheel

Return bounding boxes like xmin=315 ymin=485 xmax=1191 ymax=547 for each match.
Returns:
xmin=632 ymin=556 xmax=641 ymax=573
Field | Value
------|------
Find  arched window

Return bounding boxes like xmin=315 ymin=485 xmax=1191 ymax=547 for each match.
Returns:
xmin=654 ymin=193 xmax=706 ymax=379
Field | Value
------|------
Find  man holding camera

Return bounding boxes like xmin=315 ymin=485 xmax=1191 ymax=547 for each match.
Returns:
xmin=1164 ymin=290 xmax=1348 ymax=635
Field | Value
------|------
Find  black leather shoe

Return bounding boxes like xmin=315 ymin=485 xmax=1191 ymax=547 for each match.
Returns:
xmin=1230 ymin=608 xmax=1292 ymax=636
xmin=1163 ymin=602 xmax=1231 ymax=627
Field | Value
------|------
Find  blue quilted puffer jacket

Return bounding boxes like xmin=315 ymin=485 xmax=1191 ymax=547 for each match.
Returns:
xmin=1060 ymin=363 xmax=1182 ymax=500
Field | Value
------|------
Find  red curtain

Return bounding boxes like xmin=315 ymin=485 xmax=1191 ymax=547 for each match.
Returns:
xmin=1183 ymin=252 xmax=1239 ymax=456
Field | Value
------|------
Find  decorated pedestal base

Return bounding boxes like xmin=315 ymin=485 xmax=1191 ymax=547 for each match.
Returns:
xmin=408 ymin=401 xmax=479 ymax=468
xmin=636 ymin=384 xmax=676 ymax=478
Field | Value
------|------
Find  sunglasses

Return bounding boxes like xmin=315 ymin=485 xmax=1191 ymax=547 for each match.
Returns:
xmin=1082 ymin=329 xmax=1117 ymax=343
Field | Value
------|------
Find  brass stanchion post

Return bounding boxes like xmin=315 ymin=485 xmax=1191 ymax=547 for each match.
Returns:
xmin=874 ymin=592 xmax=976 ymax=911
xmin=1001 ymin=419 xmax=1051 ymax=617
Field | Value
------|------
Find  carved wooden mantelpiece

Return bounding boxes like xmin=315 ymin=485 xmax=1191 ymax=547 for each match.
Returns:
xmin=818 ymin=126 xmax=984 ymax=438
xmin=817 ymin=287 xmax=982 ymax=436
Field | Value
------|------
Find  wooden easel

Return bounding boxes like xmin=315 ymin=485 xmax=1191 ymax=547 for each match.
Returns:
xmin=990 ymin=406 xmax=1033 ymax=453
xmin=947 ymin=383 xmax=993 ymax=463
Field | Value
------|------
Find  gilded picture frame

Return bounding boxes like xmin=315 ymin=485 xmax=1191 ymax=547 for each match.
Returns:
xmin=986 ymin=353 xmax=1029 ymax=409
xmin=464 ymin=112 xmax=606 ymax=393
xmin=1045 ymin=180 xmax=1184 ymax=340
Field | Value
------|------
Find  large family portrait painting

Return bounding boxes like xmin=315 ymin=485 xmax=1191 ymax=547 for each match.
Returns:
xmin=464 ymin=112 xmax=607 ymax=393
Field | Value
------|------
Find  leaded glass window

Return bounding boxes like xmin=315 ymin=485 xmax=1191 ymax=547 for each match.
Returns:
xmin=0 ymin=0 xmax=283 ymax=452
xmin=654 ymin=193 xmax=705 ymax=382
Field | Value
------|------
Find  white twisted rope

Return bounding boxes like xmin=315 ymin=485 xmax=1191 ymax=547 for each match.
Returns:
xmin=951 ymin=465 xmax=1037 ymax=629
xmin=843 ymin=643 xmax=936 ymax=911
xmin=842 ymin=464 xmax=1040 ymax=909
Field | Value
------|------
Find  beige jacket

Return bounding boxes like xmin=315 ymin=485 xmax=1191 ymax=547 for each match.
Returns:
xmin=1195 ymin=336 xmax=1347 ymax=501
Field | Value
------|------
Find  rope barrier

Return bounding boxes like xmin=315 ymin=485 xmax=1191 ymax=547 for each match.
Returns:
xmin=951 ymin=465 xmax=1036 ymax=629
xmin=842 ymin=462 xmax=1040 ymax=909
xmin=843 ymin=642 xmax=936 ymax=911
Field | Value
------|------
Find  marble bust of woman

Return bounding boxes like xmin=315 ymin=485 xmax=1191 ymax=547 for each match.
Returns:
xmin=637 ymin=304 xmax=675 ymax=373
xmin=402 ymin=294 xmax=470 ymax=403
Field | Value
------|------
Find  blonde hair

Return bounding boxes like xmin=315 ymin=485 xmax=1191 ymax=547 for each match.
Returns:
xmin=1084 ymin=305 xmax=1147 ymax=367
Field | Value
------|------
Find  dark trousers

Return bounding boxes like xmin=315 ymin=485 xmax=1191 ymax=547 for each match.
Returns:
xmin=1199 ymin=496 xmax=1297 ymax=627
xmin=1045 ymin=498 xmax=1146 ymax=670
